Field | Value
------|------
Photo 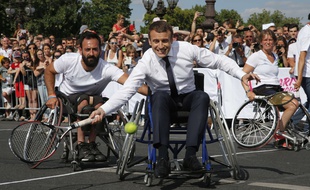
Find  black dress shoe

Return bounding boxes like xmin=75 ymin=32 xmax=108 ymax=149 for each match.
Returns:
xmin=154 ymin=158 xmax=170 ymax=178
xmin=183 ymin=155 xmax=203 ymax=171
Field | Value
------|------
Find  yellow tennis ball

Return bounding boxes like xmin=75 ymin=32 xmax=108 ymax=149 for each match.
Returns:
xmin=124 ymin=122 xmax=138 ymax=134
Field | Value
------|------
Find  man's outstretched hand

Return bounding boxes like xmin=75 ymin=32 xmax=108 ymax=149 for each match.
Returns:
xmin=90 ymin=108 xmax=105 ymax=124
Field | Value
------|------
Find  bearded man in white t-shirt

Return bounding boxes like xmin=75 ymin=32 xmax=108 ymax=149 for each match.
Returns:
xmin=44 ymin=31 xmax=147 ymax=162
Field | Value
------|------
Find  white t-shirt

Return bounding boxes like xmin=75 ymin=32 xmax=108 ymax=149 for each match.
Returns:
xmin=246 ymin=50 xmax=279 ymax=87
xmin=296 ymin=24 xmax=310 ymax=77
xmin=53 ymin=53 xmax=124 ymax=96
xmin=287 ymin=43 xmax=297 ymax=75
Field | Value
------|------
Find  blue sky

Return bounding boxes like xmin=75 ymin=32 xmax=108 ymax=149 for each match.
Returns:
xmin=129 ymin=0 xmax=310 ymax=31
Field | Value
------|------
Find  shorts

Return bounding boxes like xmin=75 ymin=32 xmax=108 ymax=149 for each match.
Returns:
xmin=2 ymin=87 xmax=14 ymax=96
xmin=14 ymin=81 xmax=25 ymax=98
xmin=253 ymin=84 xmax=283 ymax=96
xmin=24 ymin=84 xmax=29 ymax=91
xmin=66 ymin=93 xmax=106 ymax=113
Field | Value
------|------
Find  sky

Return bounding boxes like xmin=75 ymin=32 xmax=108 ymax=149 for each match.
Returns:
xmin=129 ymin=0 xmax=310 ymax=32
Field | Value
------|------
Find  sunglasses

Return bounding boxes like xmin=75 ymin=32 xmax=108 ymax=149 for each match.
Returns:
xmin=54 ymin=55 xmax=61 ymax=59
xmin=110 ymin=42 xmax=118 ymax=45
xmin=83 ymin=29 xmax=97 ymax=34
xmin=193 ymin=39 xmax=202 ymax=42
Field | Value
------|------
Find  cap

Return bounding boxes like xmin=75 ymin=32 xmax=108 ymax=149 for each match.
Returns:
xmin=152 ymin=17 xmax=160 ymax=23
xmin=12 ymin=50 xmax=22 ymax=59
xmin=79 ymin=25 xmax=88 ymax=34
xmin=262 ymin=22 xmax=275 ymax=30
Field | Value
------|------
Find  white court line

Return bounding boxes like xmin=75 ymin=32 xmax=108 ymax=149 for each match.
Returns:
xmin=249 ymin=182 xmax=310 ymax=190
xmin=0 ymin=148 xmax=278 ymax=186
xmin=0 ymin=167 xmax=113 ymax=186
xmin=0 ymin=129 xmax=13 ymax=131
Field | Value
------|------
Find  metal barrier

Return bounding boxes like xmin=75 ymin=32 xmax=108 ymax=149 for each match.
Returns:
xmin=0 ymin=68 xmax=45 ymax=120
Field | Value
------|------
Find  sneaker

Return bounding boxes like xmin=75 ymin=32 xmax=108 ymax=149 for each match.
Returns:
xmin=109 ymin=120 xmax=120 ymax=126
xmin=89 ymin=142 xmax=107 ymax=162
xmin=154 ymin=158 xmax=170 ymax=178
xmin=183 ymin=155 xmax=203 ymax=171
xmin=76 ymin=142 xmax=95 ymax=162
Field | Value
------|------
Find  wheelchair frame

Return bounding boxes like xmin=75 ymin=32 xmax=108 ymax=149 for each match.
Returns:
xmin=232 ymin=97 xmax=310 ymax=151
xmin=116 ymin=95 xmax=241 ymax=186
xmin=34 ymin=92 xmax=131 ymax=171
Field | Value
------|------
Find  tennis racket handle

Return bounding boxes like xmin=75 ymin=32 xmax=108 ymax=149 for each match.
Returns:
xmin=73 ymin=118 xmax=93 ymax=128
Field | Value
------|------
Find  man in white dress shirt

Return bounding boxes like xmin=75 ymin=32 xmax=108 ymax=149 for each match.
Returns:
xmin=90 ymin=21 xmax=258 ymax=178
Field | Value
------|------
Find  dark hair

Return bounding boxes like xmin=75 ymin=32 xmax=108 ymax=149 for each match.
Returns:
xmin=195 ymin=26 xmax=205 ymax=35
xmin=108 ymin=36 xmax=117 ymax=43
xmin=276 ymin=36 xmax=288 ymax=53
xmin=288 ymin=23 xmax=299 ymax=31
xmin=148 ymin=21 xmax=173 ymax=40
xmin=79 ymin=31 xmax=101 ymax=48
xmin=27 ymin=43 xmax=38 ymax=50
xmin=1 ymin=57 xmax=10 ymax=65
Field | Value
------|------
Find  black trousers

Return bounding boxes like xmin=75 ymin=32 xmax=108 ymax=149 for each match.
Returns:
xmin=151 ymin=90 xmax=210 ymax=149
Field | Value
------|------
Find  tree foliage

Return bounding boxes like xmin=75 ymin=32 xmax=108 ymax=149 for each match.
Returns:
xmin=215 ymin=9 xmax=244 ymax=26
xmin=0 ymin=1 xmax=302 ymax=40
xmin=247 ymin=9 xmax=301 ymax=31
xmin=0 ymin=0 xmax=132 ymax=39
xmin=80 ymin=0 xmax=132 ymax=37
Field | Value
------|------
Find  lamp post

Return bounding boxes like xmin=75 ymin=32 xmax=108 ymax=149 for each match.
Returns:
xmin=201 ymin=0 xmax=216 ymax=32
xmin=142 ymin=0 xmax=179 ymax=20
xmin=5 ymin=0 xmax=35 ymax=27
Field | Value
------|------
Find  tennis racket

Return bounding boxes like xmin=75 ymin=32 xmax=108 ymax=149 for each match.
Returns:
xmin=9 ymin=118 xmax=94 ymax=167
xmin=255 ymin=91 xmax=295 ymax=106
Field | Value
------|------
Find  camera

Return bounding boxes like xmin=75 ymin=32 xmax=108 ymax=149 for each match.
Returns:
xmin=232 ymin=42 xmax=240 ymax=48
xmin=276 ymin=45 xmax=283 ymax=50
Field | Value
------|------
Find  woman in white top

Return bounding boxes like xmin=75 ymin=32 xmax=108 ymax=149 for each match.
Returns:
xmin=242 ymin=29 xmax=299 ymax=133
xmin=104 ymin=37 xmax=123 ymax=68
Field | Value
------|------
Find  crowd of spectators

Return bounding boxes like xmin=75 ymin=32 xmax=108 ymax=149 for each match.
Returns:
xmin=0 ymin=12 xmax=307 ymax=122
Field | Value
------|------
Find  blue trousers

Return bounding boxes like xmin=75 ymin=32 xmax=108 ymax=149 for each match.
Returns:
xmin=151 ymin=90 xmax=210 ymax=148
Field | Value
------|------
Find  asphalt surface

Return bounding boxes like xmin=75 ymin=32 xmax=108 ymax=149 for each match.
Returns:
xmin=1 ymin=120 xmax=310 ymax=190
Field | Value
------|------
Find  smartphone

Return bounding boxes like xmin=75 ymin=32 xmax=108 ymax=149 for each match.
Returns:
xmin=124 ymin=57 xmax=132 ymax=66
xmin=21 ymin=30 xmax=26 ymax=34
xmin=113 ymin=33 xmax=118 ymax=37
xmin=198 ymin=12 xmax=204 ymax=16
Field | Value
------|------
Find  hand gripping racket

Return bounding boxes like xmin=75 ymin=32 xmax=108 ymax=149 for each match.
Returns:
xmin=9 ymin=117 xmax=94 ymax=168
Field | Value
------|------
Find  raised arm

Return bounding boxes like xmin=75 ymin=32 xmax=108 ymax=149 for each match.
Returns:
xmin=44 ymin=62 xmax=58 ymax=108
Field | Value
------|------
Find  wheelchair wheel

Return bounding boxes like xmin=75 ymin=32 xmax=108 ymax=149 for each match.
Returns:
xmin=209 ymin=101 xmax=240 ymax=179
xmin=34 ymin=98 xmax=63 ymax=126
xmin=232 ymin=99 xmax=278 ymax=149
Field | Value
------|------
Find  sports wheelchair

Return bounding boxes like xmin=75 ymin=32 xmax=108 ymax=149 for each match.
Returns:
xmin=34 ymin=91 xmax=139 ymax=171
xmin=232 ymin=91 xmax=310 ymax=151
xmin=116 ymin=72 xmax=241 ymax=186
